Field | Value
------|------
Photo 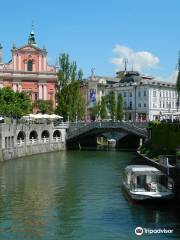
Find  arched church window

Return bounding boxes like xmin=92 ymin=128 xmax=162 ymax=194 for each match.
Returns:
xmin=27 ymin=60 xmax=33 ymax=71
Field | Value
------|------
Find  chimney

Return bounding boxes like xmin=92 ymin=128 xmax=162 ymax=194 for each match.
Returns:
xmin=0 ymin=43 xmax=2 ymax=63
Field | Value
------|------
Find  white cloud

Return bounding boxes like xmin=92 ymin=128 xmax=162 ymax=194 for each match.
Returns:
xmin=156 ymin=70 xmax=178 ymax=83
xmin=110 ymin=44 xmax=159 ymax=72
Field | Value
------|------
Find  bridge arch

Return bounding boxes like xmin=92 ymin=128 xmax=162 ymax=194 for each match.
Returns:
xmin=66 ymin=122 xmax=147 ymax=149
xmin=29 ymin=130 xmax=38 ymax=140
xmin=41 ymin=130 xmax=50 ymax=138
xmin=17 ymin=131 xmax=26 ymax=141
xmin=53 ymin=130 xmax=62 ymax=142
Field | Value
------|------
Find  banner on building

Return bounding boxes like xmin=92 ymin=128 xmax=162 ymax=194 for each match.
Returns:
xmin=89 ymin=89 xmax=96 ymax=106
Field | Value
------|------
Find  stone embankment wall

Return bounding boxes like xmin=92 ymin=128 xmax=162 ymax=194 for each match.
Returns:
xmin=0 ymin=142 xmax=66 ymax=161
xmin=0 ymin=123 xmax=67 ymax=162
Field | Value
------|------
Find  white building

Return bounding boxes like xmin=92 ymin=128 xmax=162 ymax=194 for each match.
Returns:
xmin=86 ymin=71 xmax=177 ymax=121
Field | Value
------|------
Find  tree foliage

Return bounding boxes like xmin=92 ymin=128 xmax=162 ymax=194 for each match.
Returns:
xmin=92 ymin=101 xmax=99 ymax=120
xmin=56 ymin=53 xmax=84 ymax=121
xmin=34 ymin=100 xmax=53 ymax=114
xmin=100 ymin=96 xmax=107 ymax=119
xmin=0 ymin=87 xmax=32 ymax=118
xmin=107 ymin=91 xmax=116 ymax=120
xmin=116 ymin=93 xmax=123 ymax=121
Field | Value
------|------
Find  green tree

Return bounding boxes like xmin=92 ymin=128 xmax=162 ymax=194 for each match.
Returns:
xmin=92 ymin=101 xmax=99 ymax=120
xmin=107 ymin=91 xmax=116 ymax=121
xmin=34 ymin=100 xmax=53 ymax=114
xmin=56 ymin=53 xmax=85 ymax=121
xmin=0 ymin=87 xmax=32 ymax=118
xmin=176 ymin=52 xmax=180 ymax=111
xmin=116 ymin=93 xmax=124 ymax=121
xmin=57 ymin=53 xmax=71 ymax=88
xmin=100 ymin=96 xmax=107 ymax=120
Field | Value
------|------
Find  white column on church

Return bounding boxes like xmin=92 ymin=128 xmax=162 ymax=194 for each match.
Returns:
xmin=39 ymin=55 xmax=42 ymax=72
xmin=13 ymin=55 xmax=17 ymax=70
xmin=39 ymin=84 xmax=43 ymax=99
xmin=13 ymin=83 xmax=17 ymax=92
xmin=43 ymin=85 xmax=47 ymax=100
xmin=18 ymin=55 xmax=21 ymax=70
xmin=25 ymin=61 xmax=27 ymax=71
xmin=43 ymin=56 xmax=46 ymax=71
xmin=18 ymin=84 xmax=22 ymax=92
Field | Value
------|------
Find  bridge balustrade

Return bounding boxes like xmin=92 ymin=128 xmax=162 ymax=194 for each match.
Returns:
xmin=53 ymin=137 xmax=61 ymax=142
xmin=17 ymin=139 xmax=25 ymax=146
xmin=41 ymin=137 xmax=49 ymax=143
xmin=29 ymin=138 xmax=38 ymax=145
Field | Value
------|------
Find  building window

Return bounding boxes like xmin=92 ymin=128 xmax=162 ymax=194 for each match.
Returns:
xmin=27 ymin=60 xmax=33 ymax=71
xmin=144 ymin=103 xmax=146 ymax=108
xmin=160 ymin=102 xmax=161 ymax=108
xmin=138 ymin=103 xmax=141 ymax=108
xmin=153 ymin=90 xmax=156 ymax=97
xmin=138 ymin=91 xmax=141 ymax=97
xmin=124 ymin=92 xmax=127 ymax=97
xmin=129 ymin=101 xmax=132 ymax=109
xmin=160 ymin=91 xmax=161 ymax=97
xmin=129 ymin=92 xmax=132 ymax=97
xmin=34 ymin=93 xmax=38 ymax=101
xmin=144 ymin=90 xmax=146 ymax=96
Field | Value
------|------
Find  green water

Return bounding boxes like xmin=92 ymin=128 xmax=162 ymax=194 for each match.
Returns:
xmin=0 ymin=150 xmax=179 ymax=240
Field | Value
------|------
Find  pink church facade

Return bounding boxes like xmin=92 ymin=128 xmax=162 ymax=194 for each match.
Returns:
xmin=0 ymin=30 xmax=57 ymax=112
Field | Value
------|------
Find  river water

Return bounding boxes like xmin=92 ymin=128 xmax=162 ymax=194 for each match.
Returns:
xmin=0 ymin=149 xmax=180 ymax=240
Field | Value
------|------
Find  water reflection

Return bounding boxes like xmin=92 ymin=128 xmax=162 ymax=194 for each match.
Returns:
xmin=0 ymin=150 xmax=179 ymax=239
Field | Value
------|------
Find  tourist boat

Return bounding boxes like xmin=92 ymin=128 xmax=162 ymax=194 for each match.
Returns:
xmin=122 ymin=165 xmax=174 ymax=201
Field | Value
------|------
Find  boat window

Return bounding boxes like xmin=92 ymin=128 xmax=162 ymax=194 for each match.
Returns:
xmin=137 ymin=175 xmax=146 ymax=189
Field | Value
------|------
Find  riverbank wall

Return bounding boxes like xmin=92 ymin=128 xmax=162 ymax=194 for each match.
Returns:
xmin=137 ymin=151 xmax=180 ymax=200
xmin=0 ymin=142 xmax=66 ymax=161
xmin=0 ymin=123 xmax=68 ymax=162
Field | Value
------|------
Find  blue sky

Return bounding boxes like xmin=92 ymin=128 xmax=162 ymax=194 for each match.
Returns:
xmin=1 ymin=0 xmax=180 ymax=81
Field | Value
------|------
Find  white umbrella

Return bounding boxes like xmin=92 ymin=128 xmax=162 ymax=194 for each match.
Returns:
xmin=49 ymin=114 xmax=63 ymax=119
xmin=41 ymin=114 xmax=50 ymax=119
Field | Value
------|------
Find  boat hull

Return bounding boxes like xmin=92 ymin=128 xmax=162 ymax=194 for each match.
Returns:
xmin=122 ymin=182 xmax=174 ymax=201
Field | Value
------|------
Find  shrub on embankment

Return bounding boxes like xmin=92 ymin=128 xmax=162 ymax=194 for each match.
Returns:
xmin=140 ymin=121 xmax=180 ymax=158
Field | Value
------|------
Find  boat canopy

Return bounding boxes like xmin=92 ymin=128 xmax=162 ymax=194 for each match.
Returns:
xmin=125 ymin=165 xmax=164 ymax=176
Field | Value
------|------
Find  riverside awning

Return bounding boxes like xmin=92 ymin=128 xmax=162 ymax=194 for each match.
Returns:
xmin=22 ymin=114 xmax=63 ymax=120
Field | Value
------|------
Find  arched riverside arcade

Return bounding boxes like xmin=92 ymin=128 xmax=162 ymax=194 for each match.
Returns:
xmin=0 ymin=123 xmax=68 ymax=161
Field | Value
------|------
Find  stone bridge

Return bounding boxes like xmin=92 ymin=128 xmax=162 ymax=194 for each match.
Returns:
xmin=66 ymin=121 xmax=148 ymax=148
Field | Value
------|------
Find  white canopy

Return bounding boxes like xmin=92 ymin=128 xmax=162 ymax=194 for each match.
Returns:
xmin=48 ymin=114 xmax=63 ymax=119
xmin=22 ymin=114 xmax=63 ymax=120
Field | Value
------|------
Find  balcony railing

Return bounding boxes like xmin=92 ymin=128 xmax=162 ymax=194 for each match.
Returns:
xmin=41 ymin=137 xmax=49 ymax=143
xmin=17 ymin=139 xmax=25 ymax=146
xmin=53 ymin=137 xmax=61 ymax=142
xmin=29 ymin=138 xmax=38 ymax=145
